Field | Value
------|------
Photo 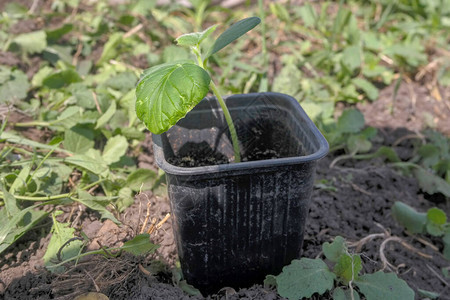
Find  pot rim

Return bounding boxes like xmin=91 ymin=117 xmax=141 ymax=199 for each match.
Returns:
xmin=152 ymin=92 xmax=329 ymax=176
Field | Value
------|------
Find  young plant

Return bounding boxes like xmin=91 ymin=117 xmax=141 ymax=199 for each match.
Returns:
xmin=135 ymin=17 xmax=261 ymax=163
xmin=265 ymin=236 xmax=414 ymax=300
xmin=392 ymin=201 xmax=450 ymax=260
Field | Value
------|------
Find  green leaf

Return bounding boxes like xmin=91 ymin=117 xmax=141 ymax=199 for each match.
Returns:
xmin=426 ymin=222 xmax=444 ymax=237
xmin=95 ymin=101 xmax=117 ymax=129
xmin=46 ymin=24 xmax=74 ymax=42
xmin=355 ymin=272 xmax=414 ymax=300
xmin=413 ymin=167 xmax=450 ymax=197
xmin=372 ymin=146 xmax=401 ymax=163
xmin=0 ymin=202 xmax=48 ymax=255
xmin=342 ymin=45 xmax=361 ymax=72
xmin=34 ymin=163 xmax=72 ymax=195
xmin=64 ymin=126 xmax=95 ymax=154
xmin=333 ymin=287 xmax=360 ymax=300
xmin=116 ymin=187 xmax=134 ymax=212
xmin=64 ymin=153 xmax=108 ymax=175
xmin=337 ymin=109 xmax=365 ymax=133
xmin=1 ymin=182 xmax=20 ymax=217
xmin=443 ymin=233 xmax=450 ymax=260
xmin=417 ymin=289 xmax=439 ymax=299
xmin=176 ymin=25 xmax=218 ymax=47
xmin=360 ymin=127 xmax=377 ymax=139
xmin=44 ymin=213 xmax=84 ymax=273
xmin=427 ymin=207 xmax=447 ymax=225
xmin=0 ymin=131 xmax=70 ymax=154
xmin=270 ymin=3 xmax=291 ymax=24
xmin=391 ymin=202 xmax=427 ymax=234
xmin=8 ymin=164 xmax=31 ymax=196
xmin=207 ymin=17 xmax=261 ymax=58
xmin=121 ymin=234 xmax=159 ymax=256
xmin=334 ymin=254 xmax=362 ymax=284
xmin=97 ymin=32 xmax=122 ymax=65
xmin=418 ymin=144 xmax=441 ymax=168
xmin=135 ymin=62 xmax=210 ymax=134
xmin=0 ymin=67 xmax=30 ymax=103
xmin=323 ymin=236 xmax=346 ymax=263
xmin=131 ymin=0 xmax=156 ymax=14
xmin=275 ymin=258 xmax=336 ymax=299
xmin=297 ymin=4 xmax=317 ymax=27
xmin=126 ymin=169 xmax=158 ymax=192
xmin=76 ymin=190 xmax=120 ymax=224
xmin=102 ymin=135 xmax=128 ymax=165
xmin=347 ymin=135 xmax=372 ymax=154
xmin=264 ymin=275 xmax=278 ymax=288
xmin=178 ymin=280 xmax=202 ymax=296
xmin=43 ymin=69 xmax=82 ymax=89
xmin=31 ymin=66 xmax=54 ymax=87
xmin=12 ymin=30 xmax=47 ymax=54
xmin=352 ymin=78 xmax=379 ymax=101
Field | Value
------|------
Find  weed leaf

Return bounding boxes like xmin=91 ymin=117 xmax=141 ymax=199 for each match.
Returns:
xmin=95 ymin=101 xmax=117 ymax=129
xmin=102 ymin=135 xmax=128 ymax=165
xmin=333 ymin=287 xmax=360 ymax=300
xmin=417 ymin=289 xmax=439 ymax=299
xmin=0 ymin=131 xmax=70 ymax=153
xmin=275 ymin=258 xmax=335 ymax=299
xmin=352 ymin=78 xmax=379 ymax=101
xmin=126 ymin=169 xmax=158 ymax=192
xmin=43 ymin=69 xmax=82 ymax=89
xmin=337 ymin=109 xmax=365 ymax=133
xmin=323 ymin=236 xmax=346 ymax=262
xmin=136 ymin=62 xmax=210 ymax=134
xmin=76 ymin=190 xmax=120 ymax=224
xmin=426 ymin=222 xmax=444 ymax=237
xmin=0 ymin=202 xmax=48 ymax=255
xmin=207 ymin=17 xmax=261 ymax=58
xmin=44 ymin=214 xmax=84 ymax=273
xmin=46 ymin=24 xmax=74 ymax=42
xmin=178 ymin=280 xmax=202 ymax=296
xmin=342 ymin=45 xmax=361 ymax=72
xmin=64 ymin=154 xmax=108 ymax=175
xmin=121 ymin=234 xmax=159 ymax=256
xmin=443 ymin=233 xmax=450 ymax=260
xmin=98 ymin=32 xmax=122 ymax=65
xmin=413 ymin=167 xmax=450 ymax=197
xmin=12 ymin=30 xmax=47 ymax=54
xmin=355 ymin=271 xmax=414 ymax=300
xmin=427 ymin=207 xmax=447 ymax=225
xmin=333 ymin=253 xmax=362 ymax=284
xmin=0 ymin=67 xmax=30 ymax=103
xmin=64 ymin=126 xmax=95 ymax=154
xmin=263 ymin=275 xmax=277 ymax=288
xmin=116 ymin=187 xmax=134 ymax=212
xmin=391 ymin=201 xmax=427 ymax=234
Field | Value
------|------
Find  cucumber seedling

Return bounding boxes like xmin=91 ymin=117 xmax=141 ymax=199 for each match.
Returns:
xmin=135 ymin=17 xmax=261 ymax=163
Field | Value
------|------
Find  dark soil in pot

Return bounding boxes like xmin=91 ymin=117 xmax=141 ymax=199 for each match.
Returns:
xmin=166 ymin=118 xmax=306 ymax=167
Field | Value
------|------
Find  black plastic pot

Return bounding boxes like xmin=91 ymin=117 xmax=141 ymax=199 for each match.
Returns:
xmin=153 ymin=92 xmax=328 ymax=294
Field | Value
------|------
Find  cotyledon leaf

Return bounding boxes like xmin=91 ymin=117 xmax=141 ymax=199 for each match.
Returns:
xmin=206 ymin=17 xmax=261 ymax=58
xmin=135 ymin=61 xmax=210 ymax=134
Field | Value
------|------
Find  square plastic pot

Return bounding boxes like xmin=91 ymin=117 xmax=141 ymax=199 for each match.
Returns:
xmin=152 ymin=92 xmax=328 ymax=294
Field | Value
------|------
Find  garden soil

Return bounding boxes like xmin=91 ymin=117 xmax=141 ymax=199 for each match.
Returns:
xmin=1 ymin=128 xmax=449 ymax=300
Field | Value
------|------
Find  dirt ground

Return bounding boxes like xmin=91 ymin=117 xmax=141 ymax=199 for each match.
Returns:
xmin=1 ymin=125 xmax=449 ymax=300
xmin=358 ymin=82 xmax=450 ymax=136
